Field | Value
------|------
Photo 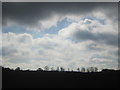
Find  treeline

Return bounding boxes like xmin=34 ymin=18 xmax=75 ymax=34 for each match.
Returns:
xmin=2 ymin=66 xmax=107 ymax=73
xmin=2 ymin=66 xmax=119 ymax=88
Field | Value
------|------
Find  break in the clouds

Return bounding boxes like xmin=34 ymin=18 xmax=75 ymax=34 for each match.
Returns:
xmin=2 ymin=2 xmax=118 ymax=70
xmin=3 ymin=2 xmax=118 ymax=31
xmin=59 ymin=19 xmax=118 ymax=46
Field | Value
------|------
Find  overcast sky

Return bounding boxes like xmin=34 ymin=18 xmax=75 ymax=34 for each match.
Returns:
xmin=2 ymin=2 xmax=119 ymax=70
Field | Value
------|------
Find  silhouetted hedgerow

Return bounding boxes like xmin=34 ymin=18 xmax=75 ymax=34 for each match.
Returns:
xmin=3 ymin=66 xmax=101 ymax=72
xmin=2 ymin=66 xmax=119 ymax=88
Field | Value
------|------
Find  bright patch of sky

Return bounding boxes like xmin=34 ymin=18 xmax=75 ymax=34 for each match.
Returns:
xmin=2 ymin=17 xmax=105 ymax=39
xmin=2 ymin=26 xmax=27 ymax=34
xmin=27 ymin=16 xmax=107 ymax=43
xmin=3 ymin=18 xmax=72 ymax=38
xmin=81 ymin=16 xmax=105 ymax=25
xmin=32 ymin=18 xmax=72 ymax=38
xmin=43 ymin=18 xmax=72 ymax=34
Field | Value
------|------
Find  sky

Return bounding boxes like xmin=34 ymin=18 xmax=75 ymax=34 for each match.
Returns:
xmin=1 ymin=2 xmax=119 ymax=70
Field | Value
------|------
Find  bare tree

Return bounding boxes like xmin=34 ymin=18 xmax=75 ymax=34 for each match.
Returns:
xmin=15 ymin=67 xmax=20 ymax=71
xmin=56 ymin=67 xmax=60 ymax=71
xmin=44 ymin=66 xmax=49 ymax=71
xmin=87 ymin=68 xmax=90 ymax=72
xmin=68 ymin=68 xmax=70 ymax=72
xmin=90 ymin=67 xmax=94 ymax=72
xmin=51 ymin=67 xmax=54 ymax=71
xmin=87 ymin=67 xmax=98 ymax=72
xmin=94 ymin=67 xmax=98 ymax=72
xmin=37 ymin=68 xmax=43 ymax=71
xmin=81 ymin=67 xmax=85 ymax=72
xmin=60 ymin=67 xmax=65 ymax=72
xmin=77 ymin=68 xmax=80 ymax=72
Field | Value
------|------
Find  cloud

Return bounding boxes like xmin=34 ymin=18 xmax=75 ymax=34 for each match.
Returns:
xmin=2 ymin=2 xmax=118 ymax=70
xmin=59 ymin=19 xmax=118 ymax=46
xmin=2 ymin=2 xmax=118 ymax=31
xmin=2 ymin=32 xmax=118 ymax=70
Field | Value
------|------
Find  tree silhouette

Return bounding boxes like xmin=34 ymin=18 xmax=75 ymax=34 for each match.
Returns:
xmin=86 ymin=67 xmax=98 ymax=72
xmin=87 ymin=68 xmax=90 ymax=72
xmin=51 ymin=67 xmax=54 ymax=71
xmin=37 ymin=68 xmax=43 ymax=71
xmin=68 ymin=68 xmax=70 ymax=72
xmin=44 ymin=66 xmax=49 ymax=71
xmin=94 ymin=67 xmax=98 ymax=72
xmin=56 ymin=67 xmax=59 ymax=71
xmin=81 ymin=67 xmax=85 ymax=72
xmin=77 ymin=68 xmax=80 ymax=72
xmin=90 ymin=67 xmax=94 ymax=72
xmin=60 ymin=67 xmax=65 ymax=72
xmin=15 ymin=67 xmax=20 ymax=71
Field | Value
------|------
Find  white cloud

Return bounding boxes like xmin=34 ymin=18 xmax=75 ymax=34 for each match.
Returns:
xmin=2 ymin=30 xmax=118 ymax=70
xmin=58 ymin=18 xmax=118 ymax=46
xmin=2 ymin=3 xmax=118 ymax=70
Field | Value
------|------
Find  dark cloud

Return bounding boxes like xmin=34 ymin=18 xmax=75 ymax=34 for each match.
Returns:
xmin=2 ymin=2 xmax=117 ymax=27
xmin=74 ymin=30 xmax=118 ymax=46
xmin=0 ymin=2 xmax=2 ymax=27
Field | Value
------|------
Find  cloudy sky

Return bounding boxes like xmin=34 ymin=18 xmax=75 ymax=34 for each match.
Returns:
xmin=2 ymin=2 xmax=118 ymax=70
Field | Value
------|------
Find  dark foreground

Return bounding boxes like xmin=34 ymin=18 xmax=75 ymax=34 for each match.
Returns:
xmin=2 ymin=68 xmax=119 ymax=88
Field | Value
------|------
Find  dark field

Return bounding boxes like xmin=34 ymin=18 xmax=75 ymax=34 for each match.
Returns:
xmin=2 ymin=68 xmax=119 ymax=88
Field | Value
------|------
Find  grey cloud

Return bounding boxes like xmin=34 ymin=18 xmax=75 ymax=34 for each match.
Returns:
xmin=0 ymin=2 xmax=2 ymax=27
xmin=17 ymin=34 xmax=33 ymax=43
xmin=8 ymin=58 xmax=29 ymax=63
xmin=118 ymin=2 xmax=120 ymax=69
xmin=2 ymin=46 xmax=18 ymax=56
xmin=86 ymin=43 xmax=103 ymax=51
xmin=74 ymin=29 xmax=118 ymax=46
xmin=90 ymin=54 xmax=117 ymax=61
xmin=3 ymin=2 xmax=117 ymax=27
